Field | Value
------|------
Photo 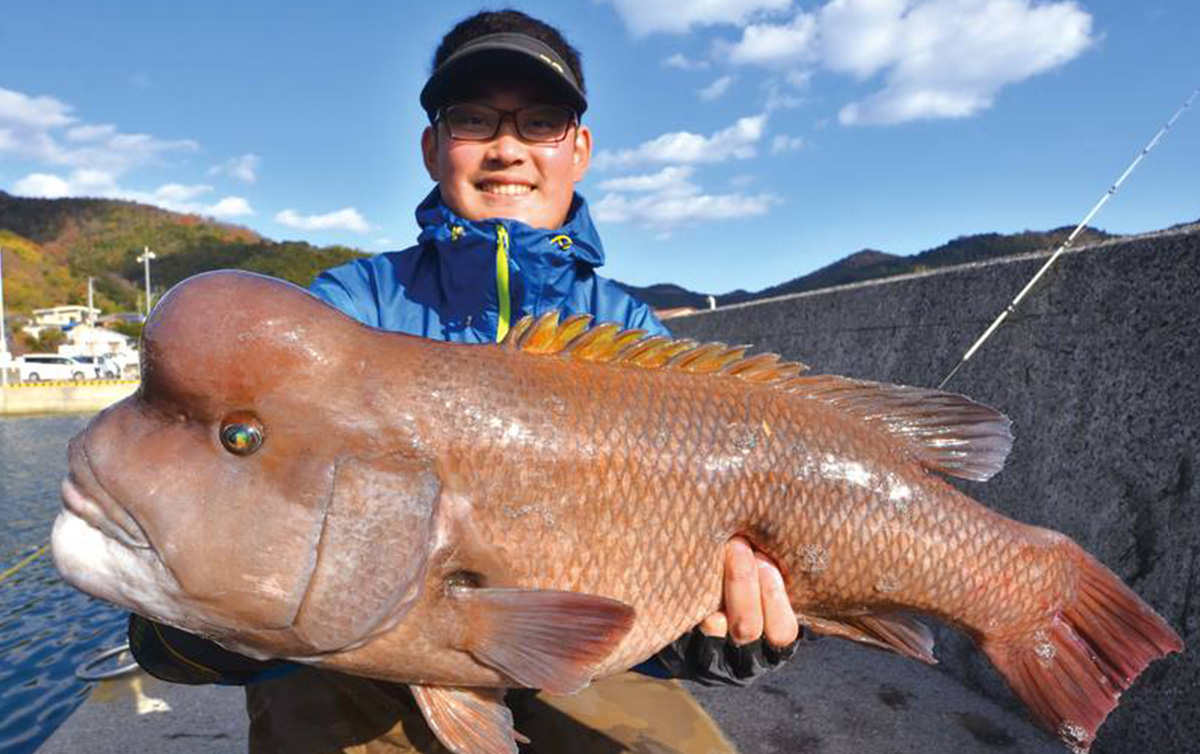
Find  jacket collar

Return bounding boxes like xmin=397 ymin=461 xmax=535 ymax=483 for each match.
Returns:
xmin=414 ymin=188 xmax=606 ymax=269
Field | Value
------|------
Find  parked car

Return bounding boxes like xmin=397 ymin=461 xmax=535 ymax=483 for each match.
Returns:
xmin=17 ymin=354 xmax=90 ymax=382
xmin=70 ymin=355 xmax=120 ymax=379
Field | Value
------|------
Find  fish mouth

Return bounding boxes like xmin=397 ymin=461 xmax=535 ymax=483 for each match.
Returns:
xmin=63 ymin=438 xmax=151 ymax=550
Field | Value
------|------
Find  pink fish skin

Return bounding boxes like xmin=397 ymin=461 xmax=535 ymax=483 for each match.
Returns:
xmin=51 ymin=271 xmax=1182 ymax=754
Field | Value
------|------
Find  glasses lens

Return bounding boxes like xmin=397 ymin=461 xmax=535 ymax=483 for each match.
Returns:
xmin=517 ymin=106 xmax=574 ymax=142
xmin=443 ymin=104 xmax=499 ymax=140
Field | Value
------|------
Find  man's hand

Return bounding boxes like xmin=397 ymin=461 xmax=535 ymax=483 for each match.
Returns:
xmin=698 ymin=537 xmax=799 ymax=648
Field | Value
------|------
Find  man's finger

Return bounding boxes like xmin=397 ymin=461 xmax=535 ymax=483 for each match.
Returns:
xmin=723 ymin=537 xmax=763 ymax=645
xmin=698 ymin=611 xmax=728 ymax=638
xmin=756 ymin=553 xmax=799 ymax=648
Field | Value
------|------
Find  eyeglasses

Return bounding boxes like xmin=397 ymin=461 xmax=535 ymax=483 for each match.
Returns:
xmin=437 ymin=103 xmax=577 ymax=144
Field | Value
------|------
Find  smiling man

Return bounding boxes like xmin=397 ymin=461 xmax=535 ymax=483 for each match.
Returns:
xmin=129 ymin=9 xmax=800 ymax=753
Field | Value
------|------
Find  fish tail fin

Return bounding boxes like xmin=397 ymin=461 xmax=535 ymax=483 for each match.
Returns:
xmin=980 ymin=543 xmax=1182 ymax=753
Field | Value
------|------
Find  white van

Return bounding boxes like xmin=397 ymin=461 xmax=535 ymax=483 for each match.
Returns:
xmin=69 ymin=355 xmax=119 ymax=379
xmin=17 ymin=354 xmax=89 ymax=382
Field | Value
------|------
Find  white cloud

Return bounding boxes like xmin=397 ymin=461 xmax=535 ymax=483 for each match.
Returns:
xmin=771 ymin=134 xmax=805 ymax=153
xmin=275 ymin=208 xmax=374 ymax=233
xmin=597 ymin=166 xmax=698 ymax=195
xmin=698 ymin=75 xmax=737 ymax=101
xmin=0 ymin=85 xmax=198 ymax=174
xmin=10 ymin=169 xmax=253 ymax=218
xmin=65 ymin=124 xmax=117 ymax=143
xmin=206 ymin=196 xmax=255 ymax=218
xmin=209 ymin=153 xmax=260 ymax=183
xmin=713 ymin=1 xmax=1094 ymax=125
xmin=1 ymin=85 xmax=253 ymax=220
xmin=13 ymin=172 xmax=72 ymax=198
xmin=0 ymin=88 xmax=74 ymax=130
xmin=154 ymin=182 xmax=212 ymax=203
xmin=726 ymin=12 xmax=819 ymax=65
xmin=663 ymin=53 xmax=710 ymax=71
xmin=827 ymin=0 xmax=1094 ymax=125
xmin=593 ymin=189 xmax=779 ymax=227
xmin=594 ymin=114 xmax=768 ymax=170
xmin=593 ymin=164 xmax=778 ymax=230
xmin=605 ymin=0 xmax=793 ymax=35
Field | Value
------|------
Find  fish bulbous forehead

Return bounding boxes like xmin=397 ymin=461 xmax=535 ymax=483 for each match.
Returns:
xmin=141 ymin=271 xmax=355 ymax=415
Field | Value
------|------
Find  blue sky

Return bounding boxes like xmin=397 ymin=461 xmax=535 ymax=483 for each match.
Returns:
xmin=1 ymin=1 xmax=1196 ymax=293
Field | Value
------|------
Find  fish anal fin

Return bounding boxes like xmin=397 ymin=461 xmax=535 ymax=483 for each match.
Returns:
xmin=787 ymin=375 xmax=1013 ymax=481
xmin=411 ymin=684 xmax=522 ymax=754
xmin=799 ymin=611 xmax=936 ymax=664
xmin=451 ymin=587 xmax=635 ymax=695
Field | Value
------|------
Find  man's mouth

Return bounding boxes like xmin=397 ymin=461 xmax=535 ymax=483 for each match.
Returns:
xmin=477 ymin=182 xmax=535 ymax=196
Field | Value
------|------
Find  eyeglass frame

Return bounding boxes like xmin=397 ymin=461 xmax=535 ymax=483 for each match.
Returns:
xmin=432 ymin=103 xmax=580 ymax=145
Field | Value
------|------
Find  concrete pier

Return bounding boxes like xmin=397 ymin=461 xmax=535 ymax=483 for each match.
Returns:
xmin=0 ymin=380 xmax=137 ymax=417
xmin=38 ymin=639 xmax=1062 ymax=754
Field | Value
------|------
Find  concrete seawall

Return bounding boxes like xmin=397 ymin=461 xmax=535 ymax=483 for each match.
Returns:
xmin=667 ymin=225 xmax=1199 ymax=753
xmin=0 ymin=380 xmax=138 ymax=416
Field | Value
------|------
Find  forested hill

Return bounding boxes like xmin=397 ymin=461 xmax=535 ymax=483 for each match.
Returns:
xmin=618 ymin=226 xmax=1117 ymax=310
xmin=0 ymin=190 xmax=366 ymax=316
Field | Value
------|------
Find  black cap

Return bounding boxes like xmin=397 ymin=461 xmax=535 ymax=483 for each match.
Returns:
xmin=420 ymin=32 xmax=587 ymax=121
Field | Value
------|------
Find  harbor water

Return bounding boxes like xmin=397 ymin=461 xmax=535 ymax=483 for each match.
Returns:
xmin=0 ymin=415 xmax=127 ymax=754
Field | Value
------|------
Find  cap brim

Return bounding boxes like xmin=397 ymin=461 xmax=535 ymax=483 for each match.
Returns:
xmin=420 ymin=46 xmax=587 ymax=118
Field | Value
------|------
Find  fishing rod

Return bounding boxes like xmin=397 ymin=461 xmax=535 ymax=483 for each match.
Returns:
xmin=938 ymin=86 xmax=1199 ymax=390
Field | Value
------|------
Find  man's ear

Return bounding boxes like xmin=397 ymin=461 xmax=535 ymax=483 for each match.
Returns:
xmin=421 ymin=125 xmax=440 ymax=182
xmin=571 ymin=124 xmax=592 ymax=183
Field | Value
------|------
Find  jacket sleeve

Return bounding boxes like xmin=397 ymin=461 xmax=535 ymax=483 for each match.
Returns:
xmin=128 ymin=614 xmax=294 ymax=686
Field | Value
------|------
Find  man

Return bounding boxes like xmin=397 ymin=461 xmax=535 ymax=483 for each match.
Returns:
xmin=130 ymin=10 xmax=799 ymax=752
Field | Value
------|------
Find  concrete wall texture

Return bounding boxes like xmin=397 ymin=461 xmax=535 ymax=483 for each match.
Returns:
xmin=667 ymin=225 xmax=1198 ymax=754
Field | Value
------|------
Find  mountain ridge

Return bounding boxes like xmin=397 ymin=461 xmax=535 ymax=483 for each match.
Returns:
xmin=0 ymin=189 xmax=1127 ymax=319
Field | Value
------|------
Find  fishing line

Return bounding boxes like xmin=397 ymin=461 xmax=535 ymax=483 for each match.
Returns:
xmin=938 ymin=86 xmax=1199 ymax=390
xmin=0 ymin=543 xmax=48 ymax=585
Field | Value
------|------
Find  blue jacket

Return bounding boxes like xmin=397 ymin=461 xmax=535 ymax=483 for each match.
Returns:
xmin=310 ymin=189 xmax=668 ymax=341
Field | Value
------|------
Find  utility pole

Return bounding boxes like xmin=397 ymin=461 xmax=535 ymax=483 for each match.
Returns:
xmin=137 ymin=247 xmax=157 ymax=318
xmin=87 ymin=276 xmax=95 ymax=325
xmin=1 ymin=245 xmax=8 ymax=386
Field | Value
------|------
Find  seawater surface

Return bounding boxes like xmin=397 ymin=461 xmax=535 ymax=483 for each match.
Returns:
xmin=0 ymin=415 xmax=126 ymax=754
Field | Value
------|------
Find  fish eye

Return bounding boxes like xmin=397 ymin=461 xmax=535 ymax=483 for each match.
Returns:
xmin=219 ymin=413 xmax=265 ymax=456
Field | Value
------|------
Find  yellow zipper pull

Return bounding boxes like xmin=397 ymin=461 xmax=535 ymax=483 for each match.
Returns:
xmin=494 ymin=224 xmax=511 ymax=342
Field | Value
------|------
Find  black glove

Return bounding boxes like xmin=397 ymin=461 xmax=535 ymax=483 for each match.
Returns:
xmin=127 ymin=614 xmax=288 ymax=685
xmin=653 ymin=626 xmax=802 ymax=687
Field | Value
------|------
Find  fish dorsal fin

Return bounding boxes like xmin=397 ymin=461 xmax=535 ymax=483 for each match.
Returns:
xmin=783 ymin=375 xmax=1013 ymax=482
xmin=501 ymin=311 xmax=809 ymax=383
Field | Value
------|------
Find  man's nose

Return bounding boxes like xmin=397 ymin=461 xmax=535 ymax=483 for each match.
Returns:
xmin=484 ymin=118 xmax=526 ymax=164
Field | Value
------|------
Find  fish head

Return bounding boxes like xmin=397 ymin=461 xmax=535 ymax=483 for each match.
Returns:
xmin=52 ymin=271 xmax=436 ymax=658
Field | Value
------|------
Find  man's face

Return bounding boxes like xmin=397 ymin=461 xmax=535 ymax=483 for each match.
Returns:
xmin=421 ymin=82 xmax=592 ymax=230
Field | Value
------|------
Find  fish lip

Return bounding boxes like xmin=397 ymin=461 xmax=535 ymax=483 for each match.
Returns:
xmin=63 ymin=437 xmax=151 ymax=550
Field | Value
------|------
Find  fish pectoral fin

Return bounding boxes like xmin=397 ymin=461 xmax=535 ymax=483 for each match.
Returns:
xmin=450 ymin=587 xmax=636 ymax=695
xmin=411 ymin=684 xmax=525 ymax=754
xmin=798 ymin=611 xmax=936 ymax=665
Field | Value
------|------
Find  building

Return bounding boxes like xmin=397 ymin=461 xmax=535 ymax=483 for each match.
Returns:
xmin=22 ymin=305 xmax=101 ymax=339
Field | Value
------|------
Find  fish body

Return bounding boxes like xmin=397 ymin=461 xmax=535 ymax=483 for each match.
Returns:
xmin=52 ymin=271 xmax=1181 ymax=754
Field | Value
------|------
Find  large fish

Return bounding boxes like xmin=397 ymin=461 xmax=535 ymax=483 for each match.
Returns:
xmin=52 ymin=271 xmax=1181 ymax=754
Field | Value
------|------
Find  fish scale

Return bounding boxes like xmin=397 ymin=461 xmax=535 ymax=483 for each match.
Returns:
xmin=51 ymin=272 xmax=1182 ymax=754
